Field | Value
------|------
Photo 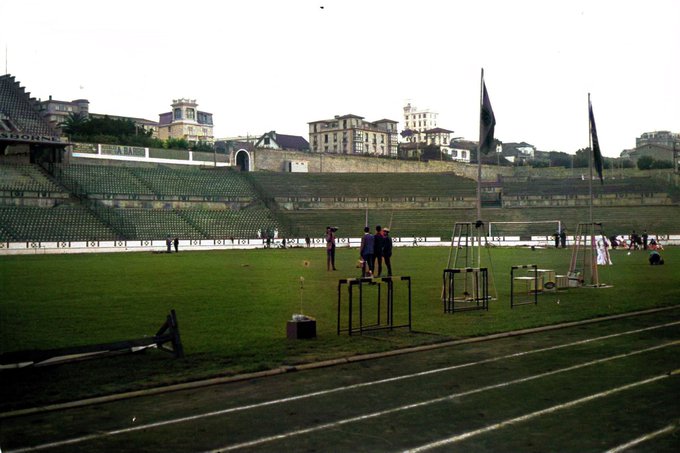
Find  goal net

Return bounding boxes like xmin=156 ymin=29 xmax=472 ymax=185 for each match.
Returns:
xmin=487 ymin=220 xmax=561 ymax=242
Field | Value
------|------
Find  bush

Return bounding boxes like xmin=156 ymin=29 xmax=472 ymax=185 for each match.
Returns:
xmin=637 ymin=156 xmax=654 ymax=170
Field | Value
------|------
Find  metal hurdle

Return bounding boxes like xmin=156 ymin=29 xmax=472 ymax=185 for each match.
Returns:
xmin=337 ymin=276 xmax=412 ymax=335
xmin=511 ymin=264 xmax=539 ymax=308
xmin=442 ymin=268 xmax=489 ymax=313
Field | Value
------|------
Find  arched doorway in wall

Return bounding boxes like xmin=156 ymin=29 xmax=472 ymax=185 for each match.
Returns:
xmin=235 ymin=149 xmax=251 ymax=172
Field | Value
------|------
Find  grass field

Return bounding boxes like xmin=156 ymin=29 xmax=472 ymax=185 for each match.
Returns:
xmin=1 ymin=245 xmax=679 ymax=411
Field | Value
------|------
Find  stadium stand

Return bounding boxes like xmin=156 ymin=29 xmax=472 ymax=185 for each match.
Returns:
xmin=54 ymin=163 xmax=153 ymax=197
xmin=94 ymin=207 xmax=206 ymax=240
xmin=129 ymin=166 xmax=256 ymax=198
xmin=250 ymin=172 xmax=477 ymax=199
xmin=0 ymin=204 xmax=118 ymax=241
xmin=180 ymin=207 xmax=280 ymax=239
xmin=0 ymin=75 xmax=55 ymax=136
xmin=501 ymin=176 xmax=670 ymax=197
xmin=0 ymin=163 xmax=66 ymax=194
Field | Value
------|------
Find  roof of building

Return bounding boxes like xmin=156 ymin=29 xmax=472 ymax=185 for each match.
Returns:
xmin=0 ymin=74 xmax=61 ymax=142
xmin=425 ymin=127 xmax=454 ymax=134
xmin=275 ymin=133 xmax=309 ymax=150
xmin=256 ymin=131 xmax=309 ymax=150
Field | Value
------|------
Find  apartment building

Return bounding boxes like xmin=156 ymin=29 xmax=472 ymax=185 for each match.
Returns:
xmin=402 ymin=103 xmax=438 ymax=143
xmin=308 ymin=114 xmax=398 ymax=156
xmin=158 ymin=98 xmax=214 ymax=144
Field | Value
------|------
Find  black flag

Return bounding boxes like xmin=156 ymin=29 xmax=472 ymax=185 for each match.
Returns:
xmin=480 ymin=81 xmax=496 ymax=154
xmin=589 ymin=100 xmax=604 ymax=183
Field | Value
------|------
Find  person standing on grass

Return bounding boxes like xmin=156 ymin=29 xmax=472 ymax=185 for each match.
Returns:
xmin=383 ymin=227 xmax=393 ymax=276
xmin=642 ymin=230 xmax=648 ymax=250
xmin=373 ymin=225 xmax=385 ymax=277
xmin=326 ymin=226 xmax=337 ymax=271
xmin=360 ymin=226 xmax=375 ymax=277
xmin=166 ymin=237 xmax=172 ymax=253
xmin=173 ymin=237 xmax=179 ymax=253
xmin=560 ymin=228 xmax=567 ymax=248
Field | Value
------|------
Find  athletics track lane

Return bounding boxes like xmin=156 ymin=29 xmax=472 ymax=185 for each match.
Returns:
xmin=1 ymin=308 xmax=679 ymax=452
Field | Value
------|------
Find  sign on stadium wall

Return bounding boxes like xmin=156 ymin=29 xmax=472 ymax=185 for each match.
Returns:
xmin=100 ymin=144 xmax=146 ymax=157
xmin=0 ymin=132 xmax=63 ymax=145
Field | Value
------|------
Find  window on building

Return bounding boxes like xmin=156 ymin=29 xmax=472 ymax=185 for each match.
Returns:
xmin=324 ymin=134 xmax=328 ymax=143
xmin=186 ymin=109 xmax=195 ymax=120
xmin=174 ymin=108 xmax=182 ymax=120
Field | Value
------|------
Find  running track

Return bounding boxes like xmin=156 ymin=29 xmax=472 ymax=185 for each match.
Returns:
xmin=1 ymin=308 xmax=679 ymax=452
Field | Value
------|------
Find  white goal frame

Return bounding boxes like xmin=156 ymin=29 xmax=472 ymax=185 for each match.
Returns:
xmin=488 ymin=220 xmax=562 ymax=238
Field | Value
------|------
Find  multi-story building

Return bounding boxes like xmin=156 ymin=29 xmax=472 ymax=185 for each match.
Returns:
xmin=402 ymin=103 xmax=438 ymax=143
xmin=400 ymin=103 xmax=467 ymax=161
xmin=308 ymin=114 xmax=398 ymax=156
xmin=636 ymin=131 xmax=679 ymax=148
xmin=39 ymin=97 xmax=158 ymax=137
xmin=39 ymin=97 xmax=90 ymax=132
xmin=158 ymin=98 xmax=214 ymax=144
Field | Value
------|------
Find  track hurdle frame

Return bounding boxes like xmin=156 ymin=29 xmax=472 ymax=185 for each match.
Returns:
xmin=0 ymin=310 xmax=184 ymax=368
xmin=510 ymin=264 xmax=539 ymax=308
xmin=442 ymin=268 xmax=489 ymax=313
xmin=337 ymin=276 xmax=412 ymax=335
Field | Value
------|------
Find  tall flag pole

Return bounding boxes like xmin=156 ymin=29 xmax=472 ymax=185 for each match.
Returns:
xmin=587 ymin=93 xmax=602 ymax=286
xmin=477 ymin=69 xmax=496 ymax=221
xmin=589 ymin=96 xmax=604 ymax=185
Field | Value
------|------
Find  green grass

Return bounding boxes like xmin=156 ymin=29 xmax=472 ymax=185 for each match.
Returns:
xmin=1 ymin=246 xmax=679 ymax=411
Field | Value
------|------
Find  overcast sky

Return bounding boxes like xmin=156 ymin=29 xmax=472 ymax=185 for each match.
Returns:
xmin=2 ymin=0 xmax=678 ymax=156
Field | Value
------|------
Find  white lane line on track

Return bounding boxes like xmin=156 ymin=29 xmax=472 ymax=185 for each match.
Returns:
xmin=7 ymin=322 xmax=680 ymax=453
xmin=201 ymin=341 xmax=680 ymax=453
xmin=404 ymin=374 xmax=677 ymax=453
xmin=603 ymin=423 xmax=678 ymax=453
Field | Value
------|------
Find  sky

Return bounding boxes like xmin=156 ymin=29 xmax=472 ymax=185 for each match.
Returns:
xmin=1 ymin=0 xmax=678 ymax=157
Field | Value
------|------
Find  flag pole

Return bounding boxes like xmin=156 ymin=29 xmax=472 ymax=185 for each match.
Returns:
xmin=476 ymin=68 xmax=485 ymax=267
xmin=477 ymin=68 xmax=484 ymax=222
xmin=588 ymin=93 xmax=594 ymax=228
xmin=587 ymin=93 xmax=599 ymax=286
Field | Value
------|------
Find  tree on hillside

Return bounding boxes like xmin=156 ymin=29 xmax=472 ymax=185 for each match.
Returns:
xmin=636 ymin=156 xmax=654 ymax=170
xmin=58 ymin=112 xmax=88 ymax=137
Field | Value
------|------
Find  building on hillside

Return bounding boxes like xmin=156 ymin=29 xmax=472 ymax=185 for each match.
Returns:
xmin=254 ymin=131 xmax=309 ymax=151
xmin=625 ymin=143 xmax=675 ymax=163
xmin=39 ymin=97 xmax=90 ymax=131
xmin=636 ymin=130 xmax=679 ymax=148
xmin=499 ymin=142 xmax=535 ymax=163
xmin=217 ymin=135 xmax=259 ymax=145
xmin=448 ymin=139 xmax=475 ymax=163
xmin=158 ymin=98 xmax=214 ymax=144
xmin=39 ymin=97 xmax=158 ymax=137
xmin=400 ymin=103 xmax=464 ymax=161
xmin=308 ymin=114 xmax=398 ymax=156
xmin=402 ymin=103 xmax=438 ymax=143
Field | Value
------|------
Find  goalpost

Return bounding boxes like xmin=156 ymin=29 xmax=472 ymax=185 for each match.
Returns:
xmin=487 ymin=220 xmax=562 ymax=241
